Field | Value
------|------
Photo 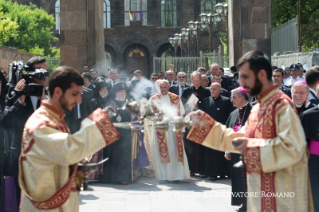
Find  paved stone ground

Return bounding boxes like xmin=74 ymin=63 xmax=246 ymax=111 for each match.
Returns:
xmin=79 ymin=176 xmax=240 ymax=212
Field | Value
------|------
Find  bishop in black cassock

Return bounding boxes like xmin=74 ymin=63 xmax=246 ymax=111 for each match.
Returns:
xmin=300 ymin=106 xmax=319 ymax=212
xmin=201 ymin=83 xmax=233 ymax=181
xmin=225 ymin=88 xmax=251 ymax=211
xmin=181 ymin=72 xmax=210 ymax=176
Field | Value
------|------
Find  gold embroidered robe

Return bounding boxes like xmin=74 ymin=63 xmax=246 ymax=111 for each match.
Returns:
xmin=147 ymin=92 xmax=190 ymax=181
xmin=187 ymin=86 xmax=313 ymax=212
xmin=19 ymin=102 xmax=119 ymax=212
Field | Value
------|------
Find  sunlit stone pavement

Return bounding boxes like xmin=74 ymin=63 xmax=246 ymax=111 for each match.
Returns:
xmin=79 ymin=176 xmax=240 ymax=212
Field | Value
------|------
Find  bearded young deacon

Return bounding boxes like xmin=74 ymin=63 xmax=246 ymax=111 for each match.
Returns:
xmin=19 ymin=66 xmax=120 ymax=212
xmin=187 ymin=50 xmax=313 ymax=212
xmin=224 ymin=88 xmax=252 ymax=211
xmin=148 ymin=80 xmax=190 ymax=183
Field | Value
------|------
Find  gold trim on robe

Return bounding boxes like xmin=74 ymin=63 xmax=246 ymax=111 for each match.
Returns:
xmin=19 ymin=104 xmax=119 ymax=211
xmin=150 ymin=92 xmax=184 ymax=164
xmin=187 ymin=86 xmax=314 ymax=212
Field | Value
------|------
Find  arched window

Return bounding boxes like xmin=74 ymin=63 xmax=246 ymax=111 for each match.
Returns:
xmin=161 ymin=0 xmax=177 ymax=27
xmin=103 ymin=0 xmax=111 ymax=28
xmin=124 ymin=0 xmax=148 ymax=26
xmin=55 ymin=0 xmax=60 ymax=33
xmin=201 ymin=0 xmax=216 ymax=14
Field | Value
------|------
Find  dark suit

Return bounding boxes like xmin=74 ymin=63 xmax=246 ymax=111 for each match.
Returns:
xmin=221 ymin=76 xmax=229 ymax=91
xmin=309 ymin=89 xmax=319 ymax=105
xmin=87 ymin=83 xmax=95 ymax=91
xmin=169 ymin=84 xmax=190 ymax=97
xmin=226 ymin=103 xmax=252 ymax=207
xmin=205 ymin=87 xmax=230 ymax=98
xmin=279 ymin=85 xmax=292 ymax=99
xmin=106 ymin=79 xmax=122 ymax=90
xmin=167 ymin=81 xmax=178 ymax=87
xmin=0 ymin=96 xmax=40 ymax=207
xmin=181 ymin=86 xmax=210 ymax=174
xmin=227 ymin=76 xmax=235 ymax=87
xmin=73 ymin=88 xmax=94 ymax=131
xmin=81 ymin=88 xmax=93 ymax=118
xmin=0 ymin=72 xmax=7 ymax=111
xmin=300 ymin=107 xmax=319 ymax=212
xmin=201 ymin=95 xmax=233 ymax=178
xmin=207 ymin=75 xmax=229 ymax=90
xmin=181 ymin=86 xmax=210 ymax=111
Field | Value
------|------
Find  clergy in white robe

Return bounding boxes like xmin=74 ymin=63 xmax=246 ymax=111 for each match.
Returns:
xmin=148 ymin=80 xmax=190 ymax=182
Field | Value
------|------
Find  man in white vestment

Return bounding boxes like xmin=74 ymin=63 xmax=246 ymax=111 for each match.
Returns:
xmin=148 ymin=80 xmax=190 ymax=183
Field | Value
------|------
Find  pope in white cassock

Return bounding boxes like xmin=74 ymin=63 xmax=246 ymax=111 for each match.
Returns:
xmin=147 ymin=80 xmax=190 ymax=182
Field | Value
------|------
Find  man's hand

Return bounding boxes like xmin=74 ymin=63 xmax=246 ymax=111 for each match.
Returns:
xmin=188 ymin=102 xmax=197 ymax=110
xmin=15 ymin=79 xmax=26 ymax=104
xmin=224 ymin=153 xmax=231 ymax=160
xmin=81 ymin=157 xmax=91 ymax=163
xmin=233 ymin=137 xmax=248 ymax=154
xmin=188 ymin=110 xmax=204 ymax=125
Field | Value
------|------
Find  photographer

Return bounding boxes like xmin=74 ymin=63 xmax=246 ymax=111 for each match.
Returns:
xmin=0 ymin=56 xmax=48 ymax=210
xmin=0 ymin=70 xmax=10 ymax=212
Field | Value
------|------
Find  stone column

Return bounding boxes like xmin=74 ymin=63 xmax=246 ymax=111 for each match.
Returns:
xmin=228 ymin=0 xmax=271 ymax=66
xmin=60 ymin=0 xmax=106 ymax=74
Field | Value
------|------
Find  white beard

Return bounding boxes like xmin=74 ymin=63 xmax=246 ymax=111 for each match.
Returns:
xmin=115 ymin=96 xmax=126 ymax=101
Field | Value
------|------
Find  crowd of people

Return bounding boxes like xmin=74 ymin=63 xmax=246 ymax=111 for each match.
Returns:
xmin=0 ymin=51 xmax=318 ymax=211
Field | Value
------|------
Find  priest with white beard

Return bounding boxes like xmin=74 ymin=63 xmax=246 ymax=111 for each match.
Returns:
xmin=148 ymin=80 xmax=190 ymax=183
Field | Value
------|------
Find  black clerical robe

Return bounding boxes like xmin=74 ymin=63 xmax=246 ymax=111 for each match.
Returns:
xmin=100 ymin=99 xmax=133 ymax=183
xmin=300 ymin=106 xmax=319 ymax=212
xmin=225 ymin=103 xmax=252 ymax=206
xmin=181 ymin=86 xmax=210 ymax=174
xmin=296 ymin=103 xmax=316 ymax=116
xmin=201 ymin=95 xmax=233 ymax=177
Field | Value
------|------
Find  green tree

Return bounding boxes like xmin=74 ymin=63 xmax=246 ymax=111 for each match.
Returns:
xmin=0 ymin=0 xmax=58 ymax=57
xmin=218 ymin=31 xmax=227 ymax=56
xmin=0 ymin=11 xmax=19 ymax=46
xmin=271 ymin=0 xmax=319 ymax=51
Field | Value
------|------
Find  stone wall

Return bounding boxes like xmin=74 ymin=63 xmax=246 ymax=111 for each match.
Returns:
xmin=228 ymin=0 xmax=271 ymax=66
xmin=60 ymin=0 xmax=106 ymax=74
xmin=0 ymin=47 xmax=35 ymax=72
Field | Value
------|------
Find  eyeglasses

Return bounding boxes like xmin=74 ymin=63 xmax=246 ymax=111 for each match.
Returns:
xmin=178 ymin=76 xmax=185 ymax=78
xmin=292 ymin=92 xmax=308 ymax=95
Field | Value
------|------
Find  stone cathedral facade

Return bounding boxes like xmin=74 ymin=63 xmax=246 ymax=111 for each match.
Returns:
xmin=15 ymin=0 xmax=227 ymax=76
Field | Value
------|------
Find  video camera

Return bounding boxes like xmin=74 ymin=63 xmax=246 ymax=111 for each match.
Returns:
xmin=7 ymin=61 xmax=49 ymax=98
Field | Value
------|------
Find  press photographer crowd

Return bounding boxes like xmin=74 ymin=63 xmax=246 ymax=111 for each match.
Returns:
xmin=0 ymin=50 xmax=318 ymax=212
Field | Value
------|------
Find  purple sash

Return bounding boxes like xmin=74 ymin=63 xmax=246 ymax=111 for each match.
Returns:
xmin=234 ymin=125 xmax=241 ymax=132
xmin=309 ymin=140 xmax=319 ymax=155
